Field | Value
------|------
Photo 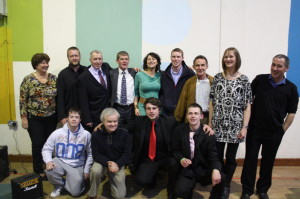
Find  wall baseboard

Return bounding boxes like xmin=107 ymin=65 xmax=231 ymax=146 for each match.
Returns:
xmin=8 ymin=155 xmax=300 ymax=166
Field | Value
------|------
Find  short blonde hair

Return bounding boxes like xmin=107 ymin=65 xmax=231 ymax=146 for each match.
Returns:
xmin=100 ymin=108 xmax=120 ymax=122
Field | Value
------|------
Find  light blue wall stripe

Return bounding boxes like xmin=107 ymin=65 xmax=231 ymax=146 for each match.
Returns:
xmin=288 ymin=0 xmax=300 ymax=94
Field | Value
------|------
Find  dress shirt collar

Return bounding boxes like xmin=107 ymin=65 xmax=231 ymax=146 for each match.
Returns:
xmin=268 ymin=74 xmax=286 ymax=88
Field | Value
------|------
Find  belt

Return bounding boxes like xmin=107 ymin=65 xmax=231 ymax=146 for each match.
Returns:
xmin=139 ymin=97 xmax=147 ymax=104
xmin=114 ymin=103 xmax=133 ymax=108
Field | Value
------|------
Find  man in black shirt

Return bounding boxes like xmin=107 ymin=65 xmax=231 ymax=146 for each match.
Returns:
xmin=57 ymin=47 xmax=87 ymax=125
xmin=240 ymin=54 xmax=299 ymax=199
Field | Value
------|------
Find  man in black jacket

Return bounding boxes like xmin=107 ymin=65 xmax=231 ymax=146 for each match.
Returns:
xmin=132 ymin=97 xmax=180 ymax=199
xmin=160 ymin=48 xmax=195 ymax=116
xmin=78 ymin=50 xmax=112 ymax=132
xmin=57 ymin=47 xmax=87 ymax=125
xmin=172 ymin=103 xmax=225 ymax=199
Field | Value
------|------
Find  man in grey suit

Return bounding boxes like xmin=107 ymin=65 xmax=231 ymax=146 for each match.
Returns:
xmin=110 ymin=51 xmax=136 ymax=133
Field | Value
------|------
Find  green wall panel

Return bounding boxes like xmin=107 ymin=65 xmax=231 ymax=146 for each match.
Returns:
xmin=76 ymin=0 xmax=142 ymax=68
xmin=8 ymin=0 xmax=43 ymax=61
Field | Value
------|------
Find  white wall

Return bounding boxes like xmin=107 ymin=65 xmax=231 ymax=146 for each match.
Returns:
xmin=0 ymin=0 xmax=299 ymax=159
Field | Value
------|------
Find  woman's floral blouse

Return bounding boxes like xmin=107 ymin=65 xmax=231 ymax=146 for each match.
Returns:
xmin=19 ymin=73 xmax=57 ymax=117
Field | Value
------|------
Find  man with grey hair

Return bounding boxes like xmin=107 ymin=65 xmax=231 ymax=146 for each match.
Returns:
xmin=240 ymin=54 xmax=299 ymax=199
xmin=78 ymin=50 xmax=112 ymax=132
xmin=87 ymin=108 xmax=132 ymax=199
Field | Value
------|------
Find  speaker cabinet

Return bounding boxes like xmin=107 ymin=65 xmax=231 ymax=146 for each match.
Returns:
xmin=0 ymin=145 xmax=9 ymax=181
xmin=11 ymin=173 xmax=44 ymax=199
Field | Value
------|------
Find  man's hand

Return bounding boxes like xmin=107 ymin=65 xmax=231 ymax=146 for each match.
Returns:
xmin=46 ymin=161 xmax=55 ymax=171
xmin=203 ymin=124 xmax=214 ymax=136
xmin=212 ymin=169 xmax=221 ymax=186
xmin=60 ymin=118 xmax=67 ymax=125
xmin=180 ymin=158 xmax=192 ymax=168
xmin=21 ymin=117 xmax=28 ymax=129
xmin=86 ymin=123 xmax=93 ymax=128
xmin=133 ymin=67 xmax=140 ymax=72
xmin=84 ymin=173 xmax=90 ymax=180
xmin=107 ymin=161 xmax=119 ymax=173
xmin=93 ymin=123 xmax=103 ymax=132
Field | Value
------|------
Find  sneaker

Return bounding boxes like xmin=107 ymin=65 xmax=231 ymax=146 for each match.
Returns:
xmin=50 ymin=186 xmax=63 ymax=198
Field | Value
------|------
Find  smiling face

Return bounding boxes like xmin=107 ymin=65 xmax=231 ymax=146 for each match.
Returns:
xmin=117 ymin=55 xmax=129 ymax=71
xmin=146 ymin=55 xmax=158 ymax=70
xmin=271 ymin=57 xmax=288 ymax=83
xmin=223 ymin=50 xmax=237 ymax=70
xmin=67 ymin=49 xmax=80 ymax=67
xmin=35 ymin=60 xmax=49 ymax=74
xmin=171 ymin=51 xmax=184 ymax=69
xmin=193 ymin=58 xmax=208 ymax=79
xmin=145 ymin=103 xmax=160 ymax=121
xmin=103 ymin=114 xmax=119 ymax=133
xmin=186 ymin=107 xmax=203 ymax=127
xmin=90 ymin=52 xmax=103 ymax=70
xmin=67 ymin=112 xmax=81 ymax=128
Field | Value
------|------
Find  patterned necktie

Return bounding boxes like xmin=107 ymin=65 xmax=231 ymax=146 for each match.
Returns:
xmin=120 ymin=71 xmax=127 ymax=105
xmin=189 ymin=132 xmax=195 ymax=159
xmin=148 ymin=121 xmax=156 ymax=161
xmin=98 ymin=70 xmax=107 ymax=89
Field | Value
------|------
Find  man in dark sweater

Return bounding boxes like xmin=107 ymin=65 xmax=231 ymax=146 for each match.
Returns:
xmin=87 ymin=108 xmax=131 ymax=199
xmin=57 ymin=47 xmax=87 ymax=125
xmin=160 ymin=48 xmax=195 ymax=116
xmin=240 ymin=54 xmax=299 ymax=199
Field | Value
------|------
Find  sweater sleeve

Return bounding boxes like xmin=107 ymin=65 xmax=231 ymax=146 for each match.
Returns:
xmin=115 ymin=130 xmax=132 ymax=168
xmin=42 ymin=132 xmax=56 ymax=164
xmin=83 ymin=132 xmax=93 ymax=174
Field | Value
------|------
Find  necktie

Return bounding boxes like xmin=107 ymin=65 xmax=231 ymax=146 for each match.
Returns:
xmin=189 ymin=132 xmax=195 ymax=159
xmin=120 ymin=71 xmax=127 ymax=105
xmin=148 ymin=121 xmax=156 ymax=161
xmin=98 ymin=70 xmax=107 ymax=89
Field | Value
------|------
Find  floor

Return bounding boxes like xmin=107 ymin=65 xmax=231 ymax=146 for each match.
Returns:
xmin=1 ymin=162 xmax=300 ymax=199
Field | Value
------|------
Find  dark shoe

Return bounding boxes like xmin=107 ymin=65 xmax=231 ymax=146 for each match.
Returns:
xmin=221 ymin=186 xmax=230 ymax=199
xmin=240 ymin=193 xmax=251 ymax=199
xmin=258 ymin=193 xmax=269 ymax=199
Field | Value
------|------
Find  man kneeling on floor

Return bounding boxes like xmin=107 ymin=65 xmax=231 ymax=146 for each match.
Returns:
xmin=172 ymin=103 xmax=225 ymax=199
xmin=42 ymin=107 xmax=93 ymax=198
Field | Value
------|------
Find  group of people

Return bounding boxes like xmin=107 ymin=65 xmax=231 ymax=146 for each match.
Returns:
xmin=19 ymin=46 xmax=298 ymax=199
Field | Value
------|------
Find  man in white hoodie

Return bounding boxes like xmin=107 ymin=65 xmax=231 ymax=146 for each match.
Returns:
xmin=42 ymin=107 xmax=93 ymax=198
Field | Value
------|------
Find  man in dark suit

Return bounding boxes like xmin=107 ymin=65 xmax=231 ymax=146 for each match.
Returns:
xmin=132 ymin=97 xmax=180 ymax=199
xmin=172 ymin=103 xmax=225 ymax=199
xmin=78 ymin=50 xmax=112 ymax=132
xmin=57 ymin=47 xmax=87 ymax=126
xmin=110 ymin=51 xmax=136 ymax=133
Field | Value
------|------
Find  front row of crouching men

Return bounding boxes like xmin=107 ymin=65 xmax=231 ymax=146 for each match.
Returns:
xmin=42 ymin=97 xmax=224 ymax=199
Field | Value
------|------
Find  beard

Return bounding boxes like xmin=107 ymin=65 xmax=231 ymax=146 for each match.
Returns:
xmin=69 ymin=62 xmax=80 ymax=68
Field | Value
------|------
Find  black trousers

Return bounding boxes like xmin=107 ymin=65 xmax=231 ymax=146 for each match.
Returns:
xmin=174 ymin=167 xmax=226 ymax=199
xmin=27 ymin=114 xmax=57 ymax=174
xmin=135 ymin=157 xmax=180 ymax=192
xmin=113 ymin=103 xmax=135 ymax=134
xmin=215 ymin=142 xmax=239 ymax=185
xmin=241 ymin=125 xmax=284 ymax=195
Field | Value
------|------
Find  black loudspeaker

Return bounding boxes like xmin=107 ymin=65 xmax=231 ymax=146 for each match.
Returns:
xmin=0 ymin=145 xmax=9 ymax=181
xmin=11 ymin=173 xmax=44 ymax=199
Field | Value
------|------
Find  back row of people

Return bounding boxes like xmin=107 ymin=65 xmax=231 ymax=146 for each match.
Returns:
xmin=20 ymin=47 xmax=298 ymax=199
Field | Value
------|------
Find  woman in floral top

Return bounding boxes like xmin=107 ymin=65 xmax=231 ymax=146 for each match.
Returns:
xmin=20 ymin=53 xmax=57 ymax=179
xmin=210 ymin=47 xmax=252 ymax=198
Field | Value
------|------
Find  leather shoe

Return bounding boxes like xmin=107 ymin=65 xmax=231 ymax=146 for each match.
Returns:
xmin=258 ymin=193 xmax=269 ymax=199
xmin=240 ymin=193 xmax=251 ymax=199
